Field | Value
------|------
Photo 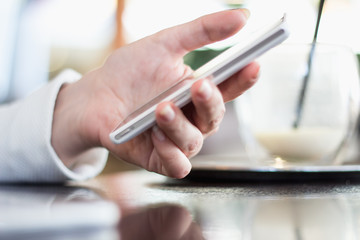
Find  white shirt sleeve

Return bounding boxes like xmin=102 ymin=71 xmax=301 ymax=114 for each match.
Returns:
xmin=0 ymin=69 xmax=108 ymax=183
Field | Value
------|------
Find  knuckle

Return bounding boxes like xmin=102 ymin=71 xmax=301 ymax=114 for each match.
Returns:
xmin=203 ymin=107 xmax=225 ymax=133
xmin=185 ymin=136 xmax=203 ymax=156
xmin=209 ymin=115 xmax=222 ymax=129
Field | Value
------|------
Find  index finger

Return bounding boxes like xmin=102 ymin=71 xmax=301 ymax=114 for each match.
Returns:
xmin=156 ymin=9 xmax=250 ymax=56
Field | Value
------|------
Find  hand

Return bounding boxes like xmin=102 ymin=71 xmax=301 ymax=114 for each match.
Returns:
xmin=119 ymin=204 xmax=203 ymax=240
xmin=52 ymin=9 xmax=260 ymax=178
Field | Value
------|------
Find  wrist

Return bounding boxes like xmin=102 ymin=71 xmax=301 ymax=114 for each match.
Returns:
xmin=51 ymin=81 xmax=83 ymax=167
xmin=51 ymin=71 xmax=103 ymax=167
xmin=51 ymin=69 xmax=123 ymax=167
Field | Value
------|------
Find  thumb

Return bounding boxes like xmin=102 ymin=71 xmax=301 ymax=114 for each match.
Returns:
xmin=155 ymin=9 xmax=250 ymax=57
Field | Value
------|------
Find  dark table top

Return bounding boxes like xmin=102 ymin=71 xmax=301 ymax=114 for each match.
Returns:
xmin=3 ymin=169 xmax=360 ymax=239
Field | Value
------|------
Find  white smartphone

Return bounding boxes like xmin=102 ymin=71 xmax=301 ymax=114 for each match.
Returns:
xmin=110 ymin=14 xmax=290 ymax=144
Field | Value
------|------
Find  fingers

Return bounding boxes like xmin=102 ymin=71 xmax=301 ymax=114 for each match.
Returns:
xmin=151 ymin=125 xmax=193 ymax=179
xmin=150 ymin=103 xmax=203 ymax=179
xmin=188 ymin=63 xmax=259 ymax=136
xmin=147 ymin=205 xmax=192 ymax=239
xmin=150 ymin=79 xmax=228 ymax=178
xmin=156 ymin=103 xmax=203 ymax=157
xmin=156 ymin=9 xmax=249 ymax=56
xmin=146 ymin=60 xmax=259 ymax=179
xmin=219 ymin=61 xmax=260 ymax=102
xmin=190 ymin=79 xmax=225 ymax=135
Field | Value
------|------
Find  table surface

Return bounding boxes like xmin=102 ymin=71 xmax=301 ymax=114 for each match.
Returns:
xmin=4 ymin=169 xmax=360 ymax=240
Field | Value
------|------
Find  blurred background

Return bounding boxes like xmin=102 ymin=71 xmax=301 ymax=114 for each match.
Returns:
xmin=1 ymin=0 xmax=360 ymax=173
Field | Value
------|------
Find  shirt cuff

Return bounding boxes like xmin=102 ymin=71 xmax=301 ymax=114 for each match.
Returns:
xmin=1 ymin=69 xmax=108 ymax=183
xmin=47 ymin=70 xmax=109 ymax=182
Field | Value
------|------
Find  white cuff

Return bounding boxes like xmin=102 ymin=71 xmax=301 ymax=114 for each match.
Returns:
xmin=0 ymin=69 xmax=108 ymax=183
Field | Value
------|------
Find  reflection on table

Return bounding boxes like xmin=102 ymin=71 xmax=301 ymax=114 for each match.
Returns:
xmin=3 ymin=170 xmax=360 ymax=239
xmin=89 ymin=170 xmax=360 ymax=240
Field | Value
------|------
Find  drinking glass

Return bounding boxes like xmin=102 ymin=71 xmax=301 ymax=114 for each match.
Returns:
xmin=235 ymin=43 xmax=360 ymax=167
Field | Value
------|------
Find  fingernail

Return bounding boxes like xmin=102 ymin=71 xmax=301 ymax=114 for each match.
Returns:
xmin=254 ymin=68 xmax=260 ymax=80
xmin=152 ymin=126 xmax=166 ymax=141
xmin=240 ymin=8 xmax=250 ymax=19
xmin=159 ymin=104 xmax=175 ymax=122
xmin=252 ymin=63 xmax=261 ymax=79
xmin=198 ymin=80 xmax=212 ymax=101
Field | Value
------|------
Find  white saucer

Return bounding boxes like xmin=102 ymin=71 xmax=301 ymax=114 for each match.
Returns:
xmin=188 ymin=155 xmax=360 ymax=181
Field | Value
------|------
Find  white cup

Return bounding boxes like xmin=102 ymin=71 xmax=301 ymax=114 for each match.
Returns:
xmin=235 ymin=43 xmax=360 ymax=167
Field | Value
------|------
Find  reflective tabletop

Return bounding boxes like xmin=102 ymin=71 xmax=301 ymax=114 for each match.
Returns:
xmin=3 ymin=170 xmax=360 ymax=239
